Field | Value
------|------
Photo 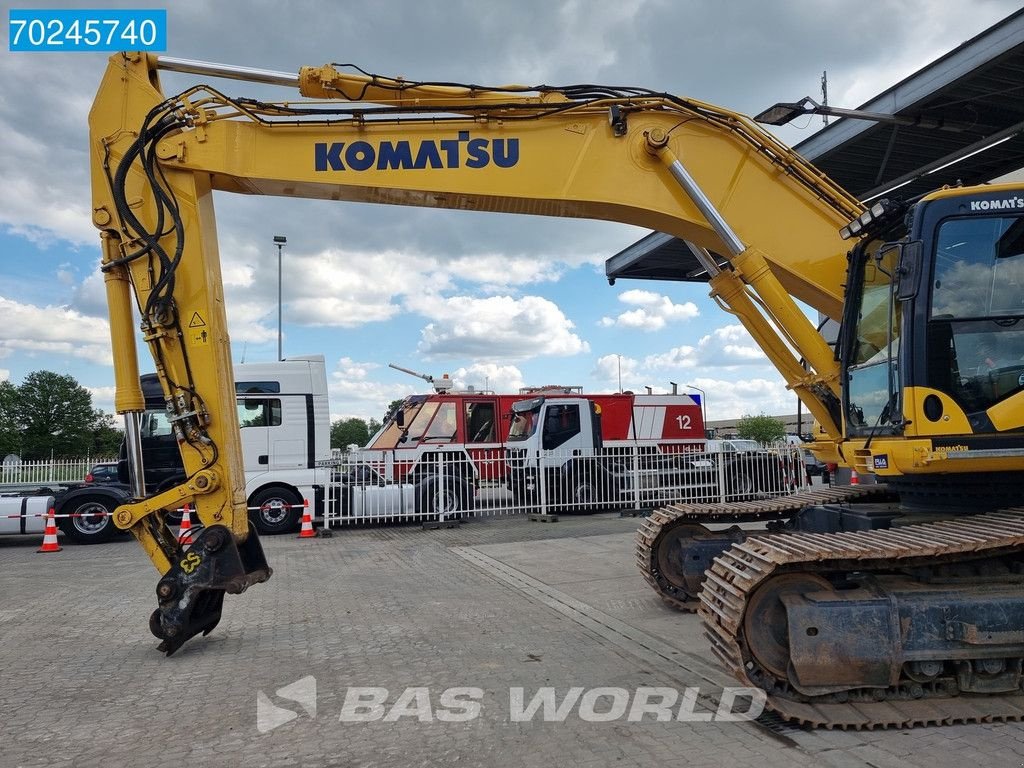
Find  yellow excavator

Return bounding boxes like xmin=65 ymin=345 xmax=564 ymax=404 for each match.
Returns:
xmin=90 ymin=52 xmax=1024 ymax=726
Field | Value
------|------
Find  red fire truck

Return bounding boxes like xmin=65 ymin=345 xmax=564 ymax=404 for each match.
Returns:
xmin=353 ymin=389 xmax=705 ymax=491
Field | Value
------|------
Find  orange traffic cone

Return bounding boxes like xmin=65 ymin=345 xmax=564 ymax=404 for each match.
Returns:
xmin=297 ymin=500 xmax=315 ymax=539
xmin=38 ymin=508 xmax=62 ymax=553
xmin=178 ymin=503 xmax=194 ymax=550
xmin=850 ymin=468 xmax=860 ymax=485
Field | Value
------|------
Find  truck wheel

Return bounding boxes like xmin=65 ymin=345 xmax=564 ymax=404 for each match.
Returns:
xmin=61 ymin=495 xmax=119 ymax=544
xmin=567 ymin=476 xmax=597 ymax=509
xmin=250 ymin=487 xmax=303 ymax=535
xmin=418 ymin=476 xmax=465 ymax=520
xmin=509 ymin=473 xmax=537 ymax=509
xmin=727 ymin=470 xmax=756 ymax=500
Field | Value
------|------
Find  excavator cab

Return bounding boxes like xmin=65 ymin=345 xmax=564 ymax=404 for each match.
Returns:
xmin=839 ymin=186 xmax=1024 ymax=507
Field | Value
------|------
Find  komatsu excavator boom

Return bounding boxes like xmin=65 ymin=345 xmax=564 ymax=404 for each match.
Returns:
xmin=91 ymin=53 xmax=1024 ymax=726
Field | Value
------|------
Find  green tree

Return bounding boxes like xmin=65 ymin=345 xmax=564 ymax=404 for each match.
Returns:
xmin=91 ymin=409 xmax=124 ymax=457
xmin=0 ymin=380 xmax=20 ymax=457
xmin=385 ymin=398 xmax=406 ymax=421
xmin=331 ymin=417 xmax=372 ymax=450
xmin=15 ymin=371 xmax=98 ymax=459
xmin=735 ymin=414 xmax=786 ymax=444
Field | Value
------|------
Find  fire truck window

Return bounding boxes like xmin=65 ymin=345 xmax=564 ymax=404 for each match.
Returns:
xmin=542 ymin=404 xmax=580 ymax=450
xmin=405 ymin=402 xmax=439 ymax=443
xmin=465 ymin=402 xmax=496 ymax=443
xmin=423 ymin=402 xmax=458 ymax=442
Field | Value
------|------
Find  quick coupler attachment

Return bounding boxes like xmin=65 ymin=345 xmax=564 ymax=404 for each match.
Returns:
xmin=149 ymin=523 xmax=272 ymax=656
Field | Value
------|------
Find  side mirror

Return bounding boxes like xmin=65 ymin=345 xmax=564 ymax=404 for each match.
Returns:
xmin=395 ymin=409 xmax=405 ymax=428
xmin=896 ymin=240 xmax=922 ymax=301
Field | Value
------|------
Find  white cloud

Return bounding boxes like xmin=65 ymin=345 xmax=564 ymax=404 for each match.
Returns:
xmin=221 ymin=262 xmax=256 ymax=289
xmin=216 ymin=243 xmax=594 ymax=338
xmin=283 ymin=249 xmax=442 ymax=328
xmin=695 ymin=324 xmax=767 ymax=366
xmin=599 ymin=289 xmax=699 ymax=331
xmin=336 ymin=357 xmax=381 ymax=381
xmin=56 ymin=263 xmax=76 ymax=287
xmin=684 ymin=376 xmax=796 ymax=420
xmin=223 ymin=299 xmax=280 ymax=345
xmin=592 ymin=353 xmax=642 ymax=391
xmin=410 ymin=294 xmax=589 ymax=360
xmin=591 ymin=325 xmax=778 ymax=408
xmin=86 ymin=385 xmax=117 ymax=416
xmin=0 ymin=115 xmax=95 ymax=247
xmin=213 ymin=243 xmax=610 ymax=336
xmin=69 ymin=268 xmax=108 ymax=317
xmin=643 ymin=346 xmax=698 ymax=370
xmin=327 ymin=357 xmax=413 ymax=422
xmin=444 ymin=253 xmax=572 ymax=291
xmin=0 ymin=297 xmax=111 ymax=366
xmin=451 ymin=363 xmax=525 ymax=394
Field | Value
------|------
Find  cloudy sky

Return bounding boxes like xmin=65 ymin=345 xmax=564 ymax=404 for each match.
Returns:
xmin=1 ymin=0 xmax=1021 ymax=427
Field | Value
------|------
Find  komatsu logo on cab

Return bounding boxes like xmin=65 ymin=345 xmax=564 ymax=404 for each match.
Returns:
xmin=970 ymin=197 xmax=1024 ymax=211
xmin=315 ymin=131 xmax=519 ymax=172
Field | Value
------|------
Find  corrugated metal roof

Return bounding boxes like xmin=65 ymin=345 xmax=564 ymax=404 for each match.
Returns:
xmin=607 ymin=9 xmax=1024 ymax=285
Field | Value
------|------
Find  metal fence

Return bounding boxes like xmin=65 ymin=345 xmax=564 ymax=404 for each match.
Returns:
xmin=323 ymin=442 xmax=810 ymax=527
xmin=1 ymin=444 xmax=811 ymax=528
xmin=0 ymin=457 xmax=113 ymax=488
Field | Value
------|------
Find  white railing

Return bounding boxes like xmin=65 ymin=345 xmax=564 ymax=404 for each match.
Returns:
xmin=322 ymin=442 xmax=810 ymax=527
xmin=0 ymin=457 xmax=114 ymax=488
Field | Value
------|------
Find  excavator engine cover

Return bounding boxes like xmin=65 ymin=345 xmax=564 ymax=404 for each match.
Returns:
xmin=150 ymin=524 xmax=272 ymax=655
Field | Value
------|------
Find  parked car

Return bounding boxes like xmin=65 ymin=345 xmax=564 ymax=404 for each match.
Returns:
xmin=84 ymin=461 xmax=121 ymax=485
xmin=803 ymin=449 xmax=827 ymax=477
xmin=699 ymin=439 xmax=786 ymax=498
xmin=704 ymin=439 xmax=764 ymax=454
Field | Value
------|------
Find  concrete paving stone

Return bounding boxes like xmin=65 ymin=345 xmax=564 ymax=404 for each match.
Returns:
xmin=2 ymin=514 xmax=1023 ymax=766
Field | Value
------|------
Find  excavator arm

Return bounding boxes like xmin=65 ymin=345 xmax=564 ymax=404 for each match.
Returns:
xmin=91 ymin=55 xmax=271 ymax=654
xmin=90 ymin=52 xmax=861 ymax=652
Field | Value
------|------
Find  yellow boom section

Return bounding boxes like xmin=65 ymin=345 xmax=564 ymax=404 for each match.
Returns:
xmin=90 ymin=55 xmax=249 ymax=569
xmin=90 ymin=52 xmax=863 ymax=577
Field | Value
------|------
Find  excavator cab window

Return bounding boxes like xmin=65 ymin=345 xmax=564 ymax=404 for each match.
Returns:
xmin=846 ymin=241 xmax=902 ymax=431
xmin=932 ymin=214 xmax=1024 ymax=411
xmin=932 ymin=216 xmax=1024 ymax=319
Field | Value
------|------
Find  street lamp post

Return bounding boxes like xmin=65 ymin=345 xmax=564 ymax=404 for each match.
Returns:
xmin=685 ymin=383 xmax=708 ymax=436
xmin=273 ymin=235 xmax=287 ymax=360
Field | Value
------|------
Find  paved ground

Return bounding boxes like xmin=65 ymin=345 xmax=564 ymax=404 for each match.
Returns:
xmin=1 ymin=513 xmax=1023 ymax=767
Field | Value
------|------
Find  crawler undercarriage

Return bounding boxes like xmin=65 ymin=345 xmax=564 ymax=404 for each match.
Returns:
xmin=637 ymin=486 xmax=1024 ymax=728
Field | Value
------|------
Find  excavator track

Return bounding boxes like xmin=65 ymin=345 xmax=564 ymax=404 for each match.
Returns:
xmin=636 ymin=484 xmax=893 ymax=611
xmin=699 ymin=508 xmax=1024 ymax=729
